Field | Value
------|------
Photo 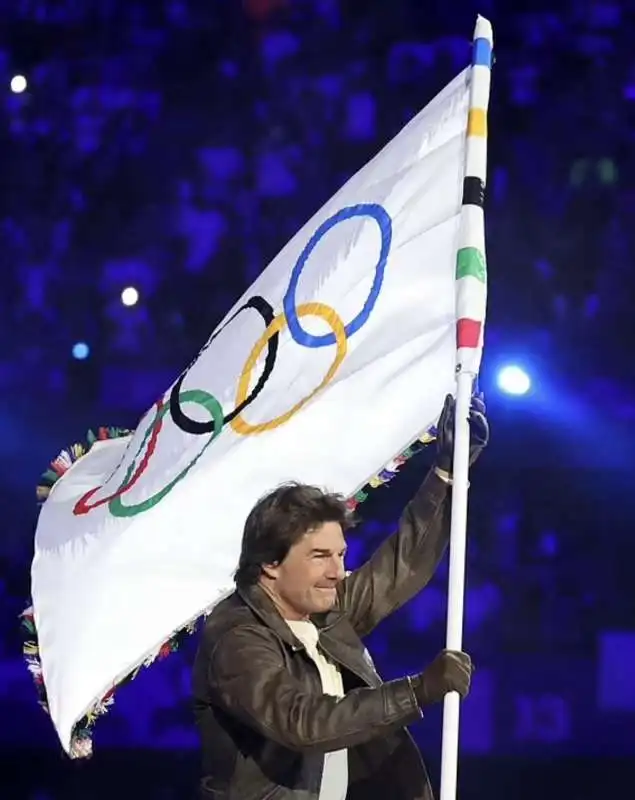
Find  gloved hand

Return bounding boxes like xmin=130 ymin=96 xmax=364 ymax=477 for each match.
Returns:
xmin=435 ymin=392 xmax=489 ymax=476
xmin=410 ymin=650 xmax=473 ymax=707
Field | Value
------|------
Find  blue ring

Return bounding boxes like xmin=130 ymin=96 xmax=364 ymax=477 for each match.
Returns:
xmin=283 ymin=203 xmax=392 ymax=348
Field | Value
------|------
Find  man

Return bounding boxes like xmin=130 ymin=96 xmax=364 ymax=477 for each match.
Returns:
xmin=193 ymin=394 xmax=489 ymax=800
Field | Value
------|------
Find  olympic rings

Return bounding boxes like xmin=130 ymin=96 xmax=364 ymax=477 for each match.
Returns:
xmin=109 ymin=389 xmax=223 ymax=518
xmin=229 ymin=302 xmax=347 ymax=435
xmin=75 ymin=204 xmax=393 ymax=519
xmin=169 ymin=296 xmax=279 ymax=435
xmin=73 ymin=401 xmax=166 ymax=516
xmin=283 ymin=204 xmax=392 ymax=348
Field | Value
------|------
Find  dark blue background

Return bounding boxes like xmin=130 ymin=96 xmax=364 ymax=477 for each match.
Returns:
xmin=1 ymin=0 xmax=634 ymax=797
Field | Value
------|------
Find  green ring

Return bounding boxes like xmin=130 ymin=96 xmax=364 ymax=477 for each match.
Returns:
xmin=108 ymin=389 xmax=224 ymax=518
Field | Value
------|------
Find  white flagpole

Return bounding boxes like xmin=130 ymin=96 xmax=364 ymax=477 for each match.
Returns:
xmin=439 ymin=15 xmax=493 ymax=800
xmin=439 ymin=370 xmax=474 ymax=800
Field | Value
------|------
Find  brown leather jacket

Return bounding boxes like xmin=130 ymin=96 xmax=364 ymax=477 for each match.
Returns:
xmin=192 ymin=468 xmax=451 ymax=800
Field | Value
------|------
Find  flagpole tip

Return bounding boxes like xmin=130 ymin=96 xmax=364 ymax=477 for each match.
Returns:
xmin=473 ymin=14 xmax=493 ymax=45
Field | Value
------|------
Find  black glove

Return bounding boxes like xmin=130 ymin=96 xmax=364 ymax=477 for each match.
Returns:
xmin=435 ymin=392 xmax=489 ymax=475
xmin=410 ymin=650 xmax=473 ymax=707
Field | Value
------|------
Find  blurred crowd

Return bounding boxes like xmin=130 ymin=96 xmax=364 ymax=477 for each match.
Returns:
xmin=1 ymin=0 xmax=635 ymax=796
xmin=2 ymin=0 xmax=634 ymax=387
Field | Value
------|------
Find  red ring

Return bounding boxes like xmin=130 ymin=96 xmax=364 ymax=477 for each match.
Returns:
xmin=73 ymin=400 xmax=165 ymax=516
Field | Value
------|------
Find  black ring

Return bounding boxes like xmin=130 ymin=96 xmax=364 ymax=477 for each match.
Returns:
xmin=169 ymin=296 xmax=279 ymax=435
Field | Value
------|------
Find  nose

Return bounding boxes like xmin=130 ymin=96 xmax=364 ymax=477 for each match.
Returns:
xmin=326 ymin=555 xmax=345 ymax=582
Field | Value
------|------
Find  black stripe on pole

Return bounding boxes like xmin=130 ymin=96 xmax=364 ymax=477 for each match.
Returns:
xmin=462 ymin=176 xmax=485 ymax=208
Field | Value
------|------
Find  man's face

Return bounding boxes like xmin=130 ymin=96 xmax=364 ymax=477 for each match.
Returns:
xmin=262 ymin=522 xmax=347 ymax=620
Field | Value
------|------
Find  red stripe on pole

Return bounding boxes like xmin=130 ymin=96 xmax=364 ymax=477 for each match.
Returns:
xmin=457 ymin=318 xmax=481 ymax=349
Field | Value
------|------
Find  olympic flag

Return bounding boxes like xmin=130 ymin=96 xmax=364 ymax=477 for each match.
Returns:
xmin=22 ymin=18 xmax=493 ymax=761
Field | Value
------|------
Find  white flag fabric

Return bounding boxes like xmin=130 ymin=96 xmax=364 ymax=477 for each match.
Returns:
xmin=23 ymin=24 xmax=491 ymax=758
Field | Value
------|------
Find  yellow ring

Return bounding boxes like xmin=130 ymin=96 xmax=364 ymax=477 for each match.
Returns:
xmin=230 ymin=302 xmax=347 ymax=435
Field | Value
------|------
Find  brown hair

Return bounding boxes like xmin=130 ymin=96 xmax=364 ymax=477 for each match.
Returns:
xmin=234 ymin=482 xmax=355 ymax=587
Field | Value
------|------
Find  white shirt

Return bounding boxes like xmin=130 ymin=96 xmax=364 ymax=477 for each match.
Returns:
xmin=286 ymin=619 xmax=348 ymax=800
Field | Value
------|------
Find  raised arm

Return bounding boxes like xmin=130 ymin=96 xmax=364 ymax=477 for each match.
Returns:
xmin=338 ymin=466 xmax=451 ymax=638
xmin=338 ymin=393 xmax=489 ymax=638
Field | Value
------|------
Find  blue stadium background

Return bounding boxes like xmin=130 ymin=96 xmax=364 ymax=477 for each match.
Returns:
xmin=2 ymin=0 xmax=635 ymax=797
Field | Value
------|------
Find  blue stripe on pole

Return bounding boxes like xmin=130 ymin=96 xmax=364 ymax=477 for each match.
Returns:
xmin=472 ymin=37 xmax=492 ymax=68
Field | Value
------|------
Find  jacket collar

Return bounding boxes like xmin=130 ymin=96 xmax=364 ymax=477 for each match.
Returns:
xmin=236 ymin=583 xmax=345 ymax=649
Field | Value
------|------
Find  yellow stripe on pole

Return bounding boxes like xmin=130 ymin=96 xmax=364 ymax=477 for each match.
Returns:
xmin=467 ymin=108 xmax=487 ymax=138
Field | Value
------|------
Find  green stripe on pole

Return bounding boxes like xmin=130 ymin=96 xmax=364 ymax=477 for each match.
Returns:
xmin=456 ymin=247 xmax=487 ymax=283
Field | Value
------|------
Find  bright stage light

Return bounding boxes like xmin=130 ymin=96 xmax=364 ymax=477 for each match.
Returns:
xmin=497 ymin=365 xmax=531 ymax=396
xmin=11 ymin=75 xmax=27 ymax=94
xmin=121 ymin=286 xmax=139 ymax=307
xmin=72 ymin=342 xmax=90 ymax=360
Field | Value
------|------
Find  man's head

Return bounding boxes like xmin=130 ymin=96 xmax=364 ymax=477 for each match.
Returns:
xmin=235 ymin=482 xmax=355 ymax=620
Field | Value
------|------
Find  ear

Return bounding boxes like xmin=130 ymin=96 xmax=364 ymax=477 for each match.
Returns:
xmin=261 ymin=562 xmax=280 ymax=581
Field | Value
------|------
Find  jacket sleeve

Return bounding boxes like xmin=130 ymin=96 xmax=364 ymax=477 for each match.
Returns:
xmin=338 ymin=466 xmax=451 ymax=638
xmin=207 ymin=624 xmax=422 ymax=754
